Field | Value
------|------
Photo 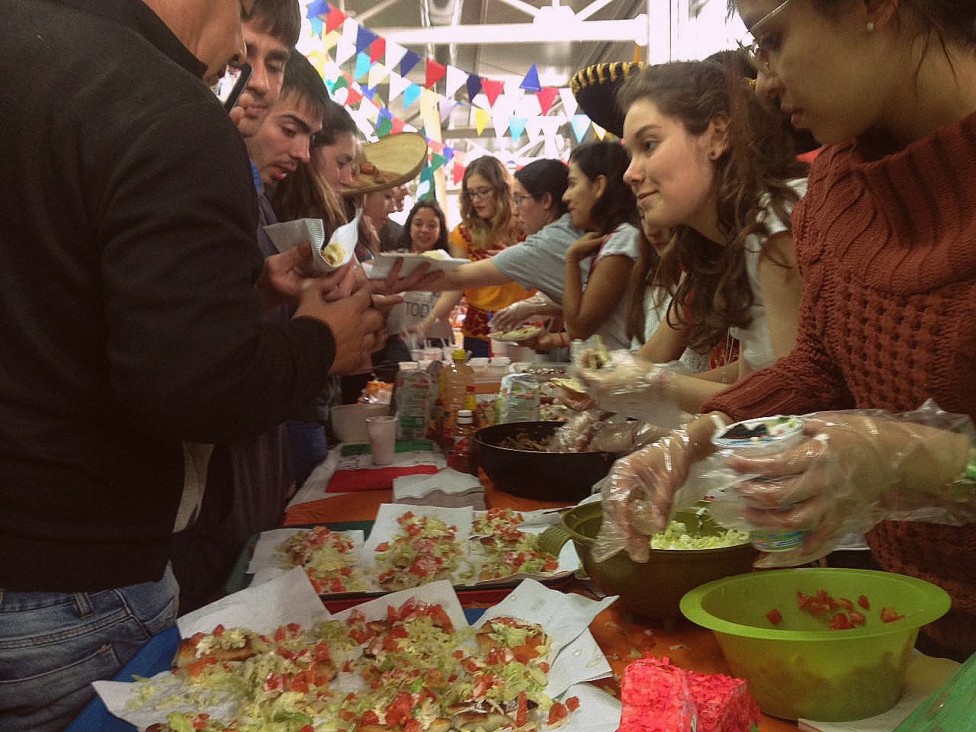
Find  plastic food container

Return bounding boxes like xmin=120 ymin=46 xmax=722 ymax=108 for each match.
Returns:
xmin=713 ymin=415 xmax=807 ymax=552
xmin=680 ymin=568 xmax=951 ymax=721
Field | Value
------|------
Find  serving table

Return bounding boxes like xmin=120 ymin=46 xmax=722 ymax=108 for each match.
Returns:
xmin=283 ymin=444 xmax=799 ymax=732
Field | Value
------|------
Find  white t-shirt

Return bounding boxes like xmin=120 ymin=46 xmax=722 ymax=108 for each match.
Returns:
xmin=386 ymin=290 xmax=453 ymax=341
xmin=728 ymin=178 xmax=808 ymax=372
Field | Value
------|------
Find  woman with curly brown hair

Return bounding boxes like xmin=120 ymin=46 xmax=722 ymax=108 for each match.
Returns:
xmin=581 ymin=59 xmax=808 ymax=417
xmin=418 ymin=155 xmax=533 ymax=357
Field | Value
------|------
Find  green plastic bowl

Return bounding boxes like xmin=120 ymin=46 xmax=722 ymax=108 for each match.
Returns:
xmin=537 ymin=501 xmax=757 ymax=621
xmin=680 ymin=568 xmax=951 ymax=722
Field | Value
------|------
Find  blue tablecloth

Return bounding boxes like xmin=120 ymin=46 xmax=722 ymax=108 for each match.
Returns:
xmin=68 ymin=608 xmax=486 ymax=730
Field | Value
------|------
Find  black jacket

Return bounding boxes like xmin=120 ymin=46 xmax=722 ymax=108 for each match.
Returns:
xmin=0 ymin=0 xmax=334 ymax=591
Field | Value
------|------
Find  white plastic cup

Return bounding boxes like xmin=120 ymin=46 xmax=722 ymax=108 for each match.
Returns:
xmin=712 ymin=415 xmax=807 ymax=552
xmin=365 ymin=415 xmax=398 ymax=465
xmin=410 ymin=349 xmax=425 ymax=362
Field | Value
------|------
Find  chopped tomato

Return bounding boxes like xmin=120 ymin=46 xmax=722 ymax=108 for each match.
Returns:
xmin=548 ymin=702 xmax=570 ymax=725
xmin=566 ymin=696 xmax=581 ymax=712
xmin=359 ymin=710 xmax=380 ymax=726
xmin=881 ymin=607 xmax=905 ymax=623
xmin=849 ymin=610 xmax=866 ymax=626
xmin=515 ymin=692 xmax=529 ymax=727
xmin=829 ymin=612 xmax=854 ymax=630
xmin=858 ymin=594 xmax=871 ymax=610
xmin=766 ymin=608 xmax=783 ymax=625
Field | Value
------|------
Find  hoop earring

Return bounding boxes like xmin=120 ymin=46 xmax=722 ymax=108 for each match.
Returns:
xmin=867 ymin=21 xmax=875 ymax=32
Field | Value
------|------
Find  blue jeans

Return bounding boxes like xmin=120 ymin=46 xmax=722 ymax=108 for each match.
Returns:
xmin=0 ymin=565 xmax=179 ymax=732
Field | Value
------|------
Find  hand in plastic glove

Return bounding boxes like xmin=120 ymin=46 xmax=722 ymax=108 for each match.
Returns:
xmin=717 ymin=405 xmax=973 ymax=567
xmin=547 ymin=409 xmax=609 ymax=453
xmin=593 ymin=430 xmax=700 ymax=563
xmin=490 ymin=292 xmax=562 ymax=333
xmin=575 ymin=350 xmax=688 ymax=427
xmin=588 ymin=419 xmax=670 ymax=454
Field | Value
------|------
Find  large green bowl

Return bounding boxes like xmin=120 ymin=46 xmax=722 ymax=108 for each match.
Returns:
xmin=537 ymin=501 xmax=757 ymax=621
xmin=680 ymin=568 xmax=952 ymax=722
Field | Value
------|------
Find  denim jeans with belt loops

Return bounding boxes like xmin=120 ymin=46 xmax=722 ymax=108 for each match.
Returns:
xmin=0 ymin=565 xmax=179 ymax=732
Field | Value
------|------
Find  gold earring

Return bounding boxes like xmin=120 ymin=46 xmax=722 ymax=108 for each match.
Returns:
xmin=867 ymin=21 xmax=875 ymax=32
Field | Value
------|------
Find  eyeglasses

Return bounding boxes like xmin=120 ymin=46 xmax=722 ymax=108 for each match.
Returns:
xmin=513 ymin=193 xmax=537 ymax=206
xmin=739 ymin=0 xmax=794 ymax=73
xmin=465 ymin=187 xmax=494 ymax=200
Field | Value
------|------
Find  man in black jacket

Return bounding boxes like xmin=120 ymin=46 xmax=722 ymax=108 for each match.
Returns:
xmin=0 ymin=1 xmax=386 ymax=728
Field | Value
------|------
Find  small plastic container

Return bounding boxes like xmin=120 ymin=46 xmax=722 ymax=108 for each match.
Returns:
xmin=712 ymin=415 xmax=807 ymax=552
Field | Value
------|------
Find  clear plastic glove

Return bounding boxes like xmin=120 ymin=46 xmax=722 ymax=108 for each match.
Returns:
xmin=589 ymin=419 xmax=671 ymax=454
xmin=592 ymin=430 xmax=701 ymax=563
xmin=490 ymin=292 xmax=562 ymax=333
xmin=708 ymin=401 xmax=975 ymax=568
xmin=575 ymin=349 xmax=690 ymax=427
xmin=547 ymin=409 xmax=609 ymax=453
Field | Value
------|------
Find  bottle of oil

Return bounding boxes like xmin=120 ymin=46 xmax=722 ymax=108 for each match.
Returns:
xmin=440 ymin=349 xmax=474 ymax=447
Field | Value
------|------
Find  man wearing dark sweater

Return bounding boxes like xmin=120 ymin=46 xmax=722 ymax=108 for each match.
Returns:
xmin=0 ymin=1 xmax=387 ymax=728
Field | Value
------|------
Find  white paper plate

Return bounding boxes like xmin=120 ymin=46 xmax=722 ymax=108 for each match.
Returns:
xmin=365 ymin=252 xmax=469 ymax=279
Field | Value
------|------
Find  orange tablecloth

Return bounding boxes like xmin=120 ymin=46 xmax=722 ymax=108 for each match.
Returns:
xmin=284 ymin=462 xmax=797 ymax=731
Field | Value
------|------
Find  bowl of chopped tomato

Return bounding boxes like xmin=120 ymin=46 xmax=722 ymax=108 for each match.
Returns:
xmin=679 ymin=568 xmax=951 ymax=722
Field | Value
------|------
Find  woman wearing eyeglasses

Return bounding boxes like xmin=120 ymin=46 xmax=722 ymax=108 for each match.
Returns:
xmin=597 ymin=0 xmax=976 ymax=661
xmin=418 ymin=156 xmax=532 ymax=357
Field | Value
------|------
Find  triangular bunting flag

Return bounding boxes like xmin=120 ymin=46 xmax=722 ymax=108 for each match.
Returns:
xmin=367 ymin=61 xmax=390 ymax=91
xmin=309 ymin=16 xmax=324 ymax=37
xmin=536 ymin=87 xmax=559 ymax=116
xmin=391 ymin=117 xmax=406 ymax=134
xmin=509 ymin=116 xmax=527 ymax=141
xmin=345 ymin=86 xmax=363 ymax=107
xmin=429 ymin=153 xmax=447 ymax=172
xmin=442 ymin=146 xmax=454 ymax=162
xmin=452 ymin=161 xmax=466 ymax=185
xmin=491 ymin=112 xmax=509 ymax=139
xmin=355 ymin=26 xmax=378 ymax=56
xmin=403 ymin=83 xmax=422 ymax=108
xmin=425 ymin=59 xmax=446 ymax=89
xmin=325 ymin=6 xmax=346 ymax=34
xmin=481 ymin=78 xmax=504 ymax=107
xmin=559 ymin=87 xmax=579 ymax=117
xmin=473 ymin=107 xmax=491 ymax=135
xmin=520 ymin=64 xmax=542 ymax=92
xmin=321 ymin=29 xmax=340 ymax=52
xmin=306 ymin=0 xmax=330 ymax=19
xmin=570 ymin=115 xmax=591 ymax=143
xmin=385 ymin=41 xmax=408 ymax=74
xmin=400 ymin=49 xmax=422 ymax=77
xmin=465 ymin=74 xmax=483 ymax=104
xmin=376 ymin=116 xmax=394 ymax=137
xmin=368 ymin=36 xmax=385 ymax=64
xmin=445 ymin=66 xmax=467 ymax=98
xmin=331 ymin=75 xmax=349 ymax=91
xmin=387 ymin=72 xmax=410 ymax=103
xmin=353 ymin=52 xmax=371 ymax=82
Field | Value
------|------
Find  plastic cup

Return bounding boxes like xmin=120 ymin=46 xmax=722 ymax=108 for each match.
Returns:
xmin=365 ymin=415 xmax=398 ymax=465
xmin=712 ymin=415 xmax=807 ymax=552
xmin=410 ymin=349 xmax=425 ymax=362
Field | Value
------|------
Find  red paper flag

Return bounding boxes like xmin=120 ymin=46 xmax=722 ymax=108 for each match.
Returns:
xmin=369 ymin=36 xmax=386 ymax=64
xmin=481 ymin=78 xmax=504 ymax=107
xmin=325 ymin=6 xmax=346 ymax=33
xmin=536 ymin=87 xmax=559 ymax=116
xmin=452 ymin=160 xmax=465 ymax=185
xmin=425 ymin=59 xmax=446 ymax=89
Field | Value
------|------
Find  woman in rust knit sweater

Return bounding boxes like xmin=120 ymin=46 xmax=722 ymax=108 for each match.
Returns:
xmin=595 ymin=0 xmax=976 ymax=661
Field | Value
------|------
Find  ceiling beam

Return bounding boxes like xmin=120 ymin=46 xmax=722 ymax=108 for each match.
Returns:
xmin=380 ymin=17 xmax=649 ymax=45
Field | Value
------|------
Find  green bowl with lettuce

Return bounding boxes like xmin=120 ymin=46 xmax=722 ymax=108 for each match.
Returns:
xmin=538 ymin=501 xmax=756 ymax=622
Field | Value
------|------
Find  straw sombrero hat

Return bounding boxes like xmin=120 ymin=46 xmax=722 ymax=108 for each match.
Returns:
xmin=570 ymin=61 xmax=644 ymax=138
xmin=341 ymin=132 xmax=428 ymax=197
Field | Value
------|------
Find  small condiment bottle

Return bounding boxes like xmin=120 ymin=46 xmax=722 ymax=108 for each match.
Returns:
xmin=447 ymin=409 xmax=476 ymax=475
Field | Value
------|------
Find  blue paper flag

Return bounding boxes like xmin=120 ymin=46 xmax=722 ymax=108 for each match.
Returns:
xmin=400 ymin=50 xmax=422 ymax=77
xmin=520 ymin=64 xmax=542 ymax=92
